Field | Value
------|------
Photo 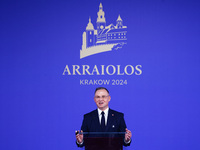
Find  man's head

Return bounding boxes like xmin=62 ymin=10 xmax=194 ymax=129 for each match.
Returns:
xmin=94 ymin=87 xmax=111 ymax=111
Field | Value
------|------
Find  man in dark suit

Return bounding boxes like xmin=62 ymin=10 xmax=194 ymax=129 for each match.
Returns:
xmin=76 ymin=87 xmax=132 ymax=147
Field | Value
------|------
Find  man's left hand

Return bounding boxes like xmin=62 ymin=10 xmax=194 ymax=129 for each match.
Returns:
xmin=125 ymin=128 xmax=132 ymax=142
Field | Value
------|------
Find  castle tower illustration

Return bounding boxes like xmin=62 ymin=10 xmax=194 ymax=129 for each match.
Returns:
xmin=97 ymin=3 xmax=106 ymax=34
xmin=116 ymin=15 xmax=123 ymax=28
xmin=80 ymin=3 xmax=127 ymax=59
xmin=86 ymin=18 xmax=95 ymax=47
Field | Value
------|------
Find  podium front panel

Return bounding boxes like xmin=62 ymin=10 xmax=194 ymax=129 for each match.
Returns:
xmin=83 ymin=132 xmax=124 ymax=150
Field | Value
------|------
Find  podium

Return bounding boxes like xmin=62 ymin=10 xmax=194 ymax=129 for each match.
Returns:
xmin=83 ymin=132 xmax=125 ymax=150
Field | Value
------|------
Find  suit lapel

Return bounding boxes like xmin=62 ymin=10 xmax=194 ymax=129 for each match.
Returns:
xmin=105 ymin=109 xmax=115 ymax=132
xmin=92 ymin=109 xmax=101 ymax=131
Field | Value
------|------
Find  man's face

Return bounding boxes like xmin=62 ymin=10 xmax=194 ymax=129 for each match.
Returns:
xmin=94 ymin=89 xmax=111 ymax=111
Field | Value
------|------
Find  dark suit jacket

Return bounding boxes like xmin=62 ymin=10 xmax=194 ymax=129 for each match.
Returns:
xmin=77 ymin=108 xmax=131 ymax=147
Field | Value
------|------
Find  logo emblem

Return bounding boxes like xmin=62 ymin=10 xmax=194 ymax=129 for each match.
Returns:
xmin=80 ymin=3 xmax=127 ymax=59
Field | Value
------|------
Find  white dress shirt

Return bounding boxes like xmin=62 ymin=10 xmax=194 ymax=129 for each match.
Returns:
xmin=97 ymin=107 xmax=109 ymax=125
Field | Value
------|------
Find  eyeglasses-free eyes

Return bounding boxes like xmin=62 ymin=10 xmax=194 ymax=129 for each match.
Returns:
xmin=94 ymin=95 xmax=110 ymax=100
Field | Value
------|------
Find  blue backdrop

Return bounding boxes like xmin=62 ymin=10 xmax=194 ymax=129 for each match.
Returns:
xmin=0 ymin=0 xmax=200 ymax=150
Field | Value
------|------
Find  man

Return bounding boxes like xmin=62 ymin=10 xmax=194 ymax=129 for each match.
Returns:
xmin=76 ymin=87 xmax=132 ymax=147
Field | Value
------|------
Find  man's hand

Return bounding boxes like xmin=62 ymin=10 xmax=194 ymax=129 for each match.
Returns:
xmin=75 ymin=130 xmax=83 ymax=144
xmin=125 ymin=128 xmax=132 ymax=143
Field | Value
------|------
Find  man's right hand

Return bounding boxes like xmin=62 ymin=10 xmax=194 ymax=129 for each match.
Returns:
xmin=75 ymin=130 xmax=83 ymax=144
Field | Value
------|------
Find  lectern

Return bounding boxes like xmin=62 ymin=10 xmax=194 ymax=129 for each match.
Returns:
xmin=83 ymin=132 xmax=125 ymax=150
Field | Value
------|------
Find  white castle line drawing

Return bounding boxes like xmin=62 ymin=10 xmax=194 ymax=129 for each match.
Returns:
xmin=80 ymin=3 xmax=127 ymax=59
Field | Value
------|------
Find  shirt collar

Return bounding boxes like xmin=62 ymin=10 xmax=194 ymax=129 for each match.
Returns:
xmin=97 ymin=107 xmax=109 ymax=116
